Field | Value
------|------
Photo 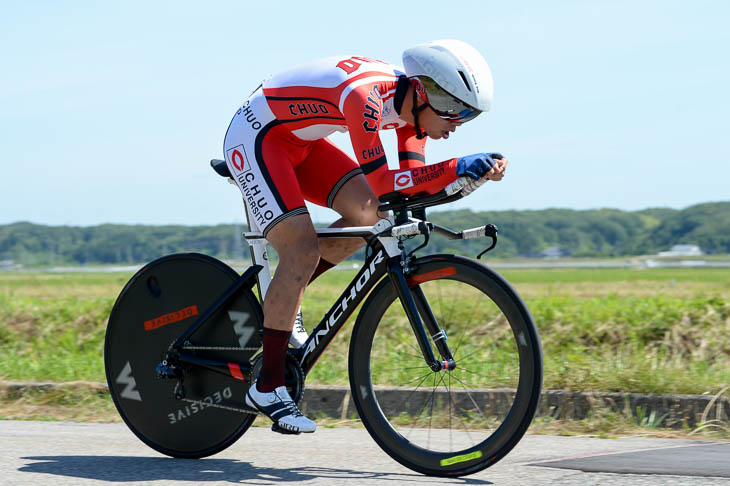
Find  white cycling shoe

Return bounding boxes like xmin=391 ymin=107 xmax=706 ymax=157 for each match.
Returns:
xmin=245 ymin=381 xmax=316 ymax=434
xmin=289 ymin=308 xmax=308 ymax=348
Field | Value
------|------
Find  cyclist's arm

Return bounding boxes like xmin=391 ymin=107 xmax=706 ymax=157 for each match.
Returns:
xmin=368 ymin=123 xmax=460 ymax=196
xmin=389 ymin=128 xmax=509 ymax=193
xmin=343 ymin=89 xmax=459 ymax=197
xmin=385 ymin=124 xmax=460 ymax=195
xmin=396 ymin=125 xmax=427 ymax=169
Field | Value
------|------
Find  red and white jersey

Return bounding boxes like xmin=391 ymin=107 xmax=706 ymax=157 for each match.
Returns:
xmin=261 ymin=56 xmax=458 ymax=196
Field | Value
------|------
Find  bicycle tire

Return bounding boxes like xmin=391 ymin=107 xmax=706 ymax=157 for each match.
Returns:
xmin=349 ymin=254 xmax=543 ymax=477
xmin=104 ymin=253 xmax=263 ymax=458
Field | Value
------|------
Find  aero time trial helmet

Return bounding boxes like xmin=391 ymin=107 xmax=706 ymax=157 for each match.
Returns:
xmin=402 ymin=39 xmax=494 ymax=122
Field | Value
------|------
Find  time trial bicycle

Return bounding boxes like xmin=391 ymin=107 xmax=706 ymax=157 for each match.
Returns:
xmin=104 ymin=156 xmax=543 ymax=477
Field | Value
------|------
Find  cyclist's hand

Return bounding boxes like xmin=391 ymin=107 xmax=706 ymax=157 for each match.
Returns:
xmin=456 ymin=153 xmax=496 ymax=180
xmin=486 ymin=155 xmax=508 ymax=181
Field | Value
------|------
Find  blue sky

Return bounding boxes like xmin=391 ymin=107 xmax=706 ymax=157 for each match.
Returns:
xmin=1 ymin=1 xmax=728 ymax=226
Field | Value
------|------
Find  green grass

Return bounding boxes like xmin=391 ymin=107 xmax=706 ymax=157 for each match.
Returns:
xmin=1 ymin=266 xmax=729 ymax=396
xmin=302 ymin=268 xmax=730 ymax=395
xmin=0 ymin=294 xmax=112 ymax=382
xmin=1 ymin=265 xmax=729 ymax=437
xmin=536 ymin=294 xmax=730 ymax=394
xmin=0 ymin=382 xmax=117 ymax=422
xmin=501 ymin=266 xmax=730 ymax=285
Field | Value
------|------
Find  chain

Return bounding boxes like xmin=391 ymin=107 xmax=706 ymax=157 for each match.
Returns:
xmin=181 ymin=345 xmax=260 ymax=352
xmin=179 ymin=397 xmax=258 ymax=416
xmin=173 ymin=340 xmax=268 ymax=415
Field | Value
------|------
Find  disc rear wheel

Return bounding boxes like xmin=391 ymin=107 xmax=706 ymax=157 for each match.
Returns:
xmin=104 ymin=253 xmax=263 ymax=458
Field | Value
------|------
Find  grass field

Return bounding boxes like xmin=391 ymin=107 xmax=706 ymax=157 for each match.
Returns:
xmin=1 ymin=264 xmax=728 ymax=434
xmin=1 ymin=266 xmax=728 ymax=388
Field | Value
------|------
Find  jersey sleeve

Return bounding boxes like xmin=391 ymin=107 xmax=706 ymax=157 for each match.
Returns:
xmin=342 ymin=83 xmax=459 ymax=198
xmin=382 ymin=157 xmax=459 ymax=196
xmin=396 ymin=125 xmax=427 ymax=169
xmin=341 ymin=83 xmax=388 ymax=177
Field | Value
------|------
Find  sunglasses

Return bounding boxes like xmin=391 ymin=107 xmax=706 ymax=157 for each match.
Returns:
xmin=419 ymin=77 xmax=482 ymax=122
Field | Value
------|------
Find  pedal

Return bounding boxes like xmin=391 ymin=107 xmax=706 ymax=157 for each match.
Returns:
xmin=271 ymin=423 xmax=302 ymax=435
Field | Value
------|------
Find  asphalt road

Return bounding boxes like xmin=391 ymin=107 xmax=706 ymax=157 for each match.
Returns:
xmin=2 ymin=420 xmax=729 ymax=485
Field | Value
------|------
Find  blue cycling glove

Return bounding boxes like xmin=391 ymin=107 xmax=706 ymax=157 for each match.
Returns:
xmin=456 ymin=153 xmax=496 ymax=180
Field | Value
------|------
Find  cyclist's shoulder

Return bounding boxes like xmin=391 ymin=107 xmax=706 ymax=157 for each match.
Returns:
xmin=264 ymin=55 xmax=402 ymax=92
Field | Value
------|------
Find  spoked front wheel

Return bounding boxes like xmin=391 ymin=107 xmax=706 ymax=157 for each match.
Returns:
xmin=349 ymin=254 xmax=543 ymax=476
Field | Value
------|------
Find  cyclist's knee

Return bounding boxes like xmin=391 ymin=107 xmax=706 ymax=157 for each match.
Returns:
xmin=267 ymin=215 xmax=321 ymax=281
xmin=279 ymin=238 xmax=320 ymax=278
xmin=332 ymin=175 xmax=383 ymax=227
xmin=337 ymin=195 xmax=382 ymax=227
xmin=359 ymin=199 xmax=382 ymax=226
xmin=347 ymin=198 xmax=381 ymax=227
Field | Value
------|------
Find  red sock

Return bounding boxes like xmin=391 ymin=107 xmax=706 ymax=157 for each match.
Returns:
xmin=308 ymin=258 xmax=335 ymax=284
xmin=257 ymin=327 xmax=291 ymax=393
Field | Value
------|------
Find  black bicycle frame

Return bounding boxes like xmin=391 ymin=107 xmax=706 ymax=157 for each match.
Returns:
xmin=168 ymin=237 xmax=450 ymax=383
xmin=295 ymin=237 xmax=452 ymax=374
xmin=297 ymin=241 xmax=389 ymax=372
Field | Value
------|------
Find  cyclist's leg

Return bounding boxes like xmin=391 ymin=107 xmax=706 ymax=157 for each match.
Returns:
xmin=245 ymin=213 xmax=318 ymax=433
xmin=223 ymin=90 xmax=317 ymax=431
xmin=223 ymin=87 xmax=317 ymax=333
xmin=262 ymin=214 xmax=320 ymax=332
xmin=296 ymin=138 xmax=383 ymax=264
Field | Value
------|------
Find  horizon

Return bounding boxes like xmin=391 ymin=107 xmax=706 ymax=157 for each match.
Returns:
xmin=2 ymin=1 xmax=729 ymax=226
xmin=3 ymin=199 xmax=728 ymax=228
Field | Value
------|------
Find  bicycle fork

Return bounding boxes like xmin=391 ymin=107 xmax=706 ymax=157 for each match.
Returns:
xmin=386 ymin=257 xmax=456 ymax=372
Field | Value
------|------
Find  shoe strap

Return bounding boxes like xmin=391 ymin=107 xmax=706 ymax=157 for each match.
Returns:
xmin=274 ymin=388 xmax=304 ymax=418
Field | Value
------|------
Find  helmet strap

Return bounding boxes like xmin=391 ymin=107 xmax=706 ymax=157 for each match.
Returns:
xmin=411 ymin=81 xmax=429 ymax=140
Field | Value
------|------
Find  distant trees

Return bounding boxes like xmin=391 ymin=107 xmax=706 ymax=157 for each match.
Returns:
xmin=1 ymin=202 xmax=728 ymax=266
xmin=424 ymin=202 xmax=730 ymax=258
xmin=0 ymin=222 xmax=248 ymax=266
xmin=634 ymin=202 xmax=730 ymax=255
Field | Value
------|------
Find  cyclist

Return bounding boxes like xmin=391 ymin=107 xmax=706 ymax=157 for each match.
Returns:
xmin=223 ymin=39 xmax=508 ymax=434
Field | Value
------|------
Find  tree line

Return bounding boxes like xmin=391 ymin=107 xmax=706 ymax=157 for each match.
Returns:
xmin=1 ymin=202 xmax=728 ymax=266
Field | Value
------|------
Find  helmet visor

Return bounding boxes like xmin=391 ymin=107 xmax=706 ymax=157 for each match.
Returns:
xmin=419 ymin=77 xmax=481 ymax=122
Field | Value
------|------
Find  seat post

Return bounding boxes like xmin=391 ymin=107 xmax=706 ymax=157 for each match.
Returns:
xmin=214 ymin=157 xmax=273 ymax=301
xmin=242 ymin=200 xmax=272 ymax=302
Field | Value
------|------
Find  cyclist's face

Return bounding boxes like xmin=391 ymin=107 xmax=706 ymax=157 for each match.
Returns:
xmin=419 ymin=105 xmax=463 ymax=140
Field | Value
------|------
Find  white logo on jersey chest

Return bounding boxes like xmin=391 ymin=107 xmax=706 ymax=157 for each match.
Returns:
xmin=394 ymin=171 xmax=414 ymax=190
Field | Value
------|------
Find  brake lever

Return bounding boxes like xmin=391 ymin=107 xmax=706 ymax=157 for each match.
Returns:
xmin=477 ymin=224 xmax=499 ymax=259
